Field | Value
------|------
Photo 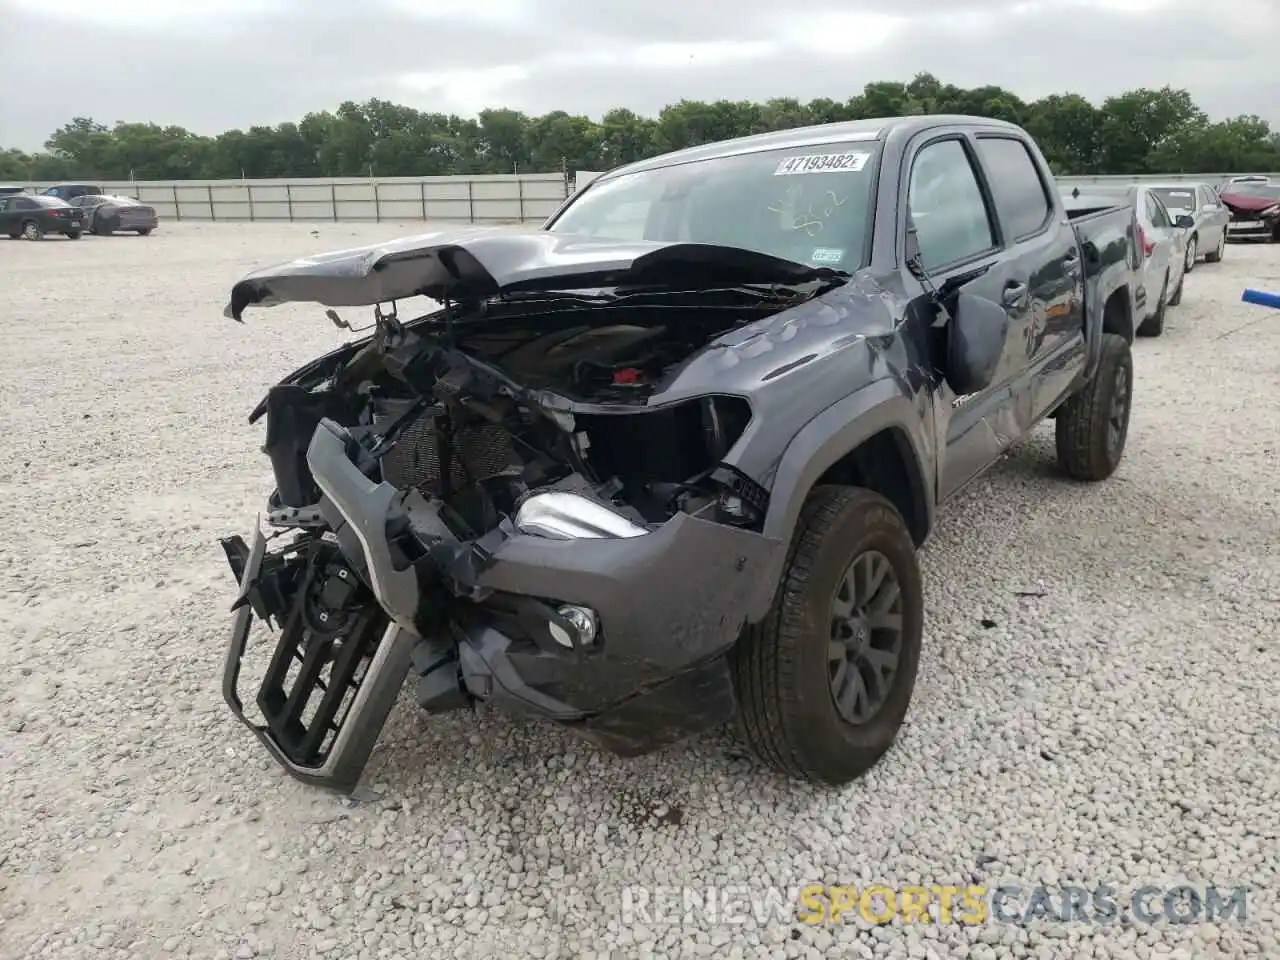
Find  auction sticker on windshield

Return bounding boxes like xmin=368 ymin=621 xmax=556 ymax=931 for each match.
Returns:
xmin=774 ymin=152 xmax=871 ymax=176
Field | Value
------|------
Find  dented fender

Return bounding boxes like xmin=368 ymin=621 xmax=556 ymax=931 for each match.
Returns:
xmin=748 ymin=376 xmax=935 ymax=623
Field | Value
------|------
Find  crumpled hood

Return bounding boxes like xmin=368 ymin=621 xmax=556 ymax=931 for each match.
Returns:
xmin=1220 ymin=193 xmax=1280 ymax=214
xmin=224 ymin=225 xmax=835 ymax=321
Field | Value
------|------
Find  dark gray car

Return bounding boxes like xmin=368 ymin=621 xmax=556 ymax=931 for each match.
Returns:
xmin=69 ymin=194 xmax=159 ymax=235
xmin=219 ymin=115 xmax=1139 ymax=793
xmin=0 ymin=194 xmax=85 ymax=240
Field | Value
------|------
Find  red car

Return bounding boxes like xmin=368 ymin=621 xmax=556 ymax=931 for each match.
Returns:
xmin=1219 ymin=180 xmax=1280 ymax=243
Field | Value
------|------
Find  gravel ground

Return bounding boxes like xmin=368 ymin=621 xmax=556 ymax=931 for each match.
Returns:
xmin=1 ymin=223 xmax=1277 ymax=960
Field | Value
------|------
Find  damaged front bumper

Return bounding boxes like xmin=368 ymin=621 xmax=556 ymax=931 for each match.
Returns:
xmin=222 ymin=419 xmax=781 ymax=793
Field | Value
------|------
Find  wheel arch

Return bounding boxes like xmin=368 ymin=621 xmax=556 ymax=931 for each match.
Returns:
xmin=1102 ymin=285 xmax=1134 ymax=345
xmin=751 ymin=382 xmax=934 ymax=623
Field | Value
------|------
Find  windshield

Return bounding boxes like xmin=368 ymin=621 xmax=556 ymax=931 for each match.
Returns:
xmin=1223 ymin=181 xmax=1280 ymax=199
xmin=548 ymin=140 xmax=882 ymax=272
xmin=1150 ymin=187 xmax=1198 ymax=212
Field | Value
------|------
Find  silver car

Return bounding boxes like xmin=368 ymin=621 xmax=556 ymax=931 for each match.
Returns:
xmin=1147 ymin=182 xmax=1229 ymax=270
xmin=1060 ymin=183 xmax=1189 ymax=336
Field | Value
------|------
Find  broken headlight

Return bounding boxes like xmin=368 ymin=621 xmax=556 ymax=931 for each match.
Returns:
xmin=513 ymin=491 xmax=649 ymax=540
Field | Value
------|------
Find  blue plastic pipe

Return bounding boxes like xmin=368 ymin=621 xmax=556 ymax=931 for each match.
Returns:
xmin=1242 ymin=288 xmax=1280 ymax=309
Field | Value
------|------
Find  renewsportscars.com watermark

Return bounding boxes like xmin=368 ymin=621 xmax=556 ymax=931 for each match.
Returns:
xmin=616 ymin=883 xmax=1250 ymax=928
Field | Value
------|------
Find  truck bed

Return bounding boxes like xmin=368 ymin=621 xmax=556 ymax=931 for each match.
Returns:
xmin=1065 ymin=201 xmax=1140 ymax=371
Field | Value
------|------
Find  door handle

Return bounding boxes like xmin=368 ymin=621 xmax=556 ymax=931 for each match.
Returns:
xmin=1001 ymin=282 xmax=1029 ymax=307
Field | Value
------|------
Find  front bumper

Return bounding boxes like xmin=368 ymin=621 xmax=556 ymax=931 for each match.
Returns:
xmin=221 ymin=523 xmax=418 ymax=792
xmin=222 ymin=418 xmax=782 ymax=791
xmin=1227 ymin=219 xmax=1275 ymax=240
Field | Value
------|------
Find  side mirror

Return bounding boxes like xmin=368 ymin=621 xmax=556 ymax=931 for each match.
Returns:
xmin=1200 ymin=203 xmax=1218 ymax=212
xmin=1174 ymin=214 xmax=1195 ymax=229
xmin=945 ymin=292 xmax=1009 ymax=396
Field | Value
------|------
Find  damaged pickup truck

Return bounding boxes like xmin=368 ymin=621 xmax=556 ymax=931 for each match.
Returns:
xmin=219 ymin=115 xmax=1140 ymax=793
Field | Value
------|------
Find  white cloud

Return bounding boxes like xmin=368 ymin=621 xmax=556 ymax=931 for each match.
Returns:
xmin=0 ymin=0 xmax=1275 ymax=152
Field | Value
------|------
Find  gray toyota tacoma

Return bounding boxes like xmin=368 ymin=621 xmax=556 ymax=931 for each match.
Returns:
xmin=219 ymin=115 xmax=1140 ymax=793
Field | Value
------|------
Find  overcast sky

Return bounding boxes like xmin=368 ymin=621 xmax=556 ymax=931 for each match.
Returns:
xmin=1 ymin=0 xmax=1276 ymax=153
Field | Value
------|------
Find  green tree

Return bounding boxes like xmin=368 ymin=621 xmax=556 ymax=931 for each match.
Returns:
xmin=4 ymin=80 xmax=1277 ymax=182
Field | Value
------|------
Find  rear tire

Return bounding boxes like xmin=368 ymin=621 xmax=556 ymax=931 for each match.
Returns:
xmin=1204 ymin=230 xmax=1225 ymax=263
xmin=1055 ymin=333 xmax=1133 ymax=482
xmin=730 ymin=485 xmax=924 ymax=786
xmin=1168 ymin=271 xmax=1184 ymax=307
xmin=66 ymin=231 xmax=82 ymax=240
xmin=1136 ymin=274 xmax=1167 ymax=337
xmin=136 ymin=228 xmax=152 ymax=236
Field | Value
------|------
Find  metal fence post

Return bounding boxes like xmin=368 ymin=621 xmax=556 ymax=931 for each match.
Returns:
xmin=467 ymin=179 xmax=475 ymax=224
xmin=518 ymin=176 xmax=525 ymax=221
xmin=173 ymin=183 xmax=181 ymax=222
xmin=246 ymin=183 xmax=256 ymax=222
xmin=331 ymin=183 xmax=338 ymax=222
xmin=286 ymin=183 xmax=294 ymax=221
xmin=420 ymin=181 xmax=427 ymax=221
xmin=374 ymin=181 xmax=381 ymax=223
xmin=207 ymin=185 xmax=216 ymax=221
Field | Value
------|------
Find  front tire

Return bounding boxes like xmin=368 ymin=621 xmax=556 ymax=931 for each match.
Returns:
xmin=1183 ymin=234 xmax=1197 ymax=272
xmin=21 ymin=220 xmax=43 ymax=241
xmin=731 ymin=486 xmax=924 ymax=786
xmin=1055 ymin=333 xmax=1133 ymax=482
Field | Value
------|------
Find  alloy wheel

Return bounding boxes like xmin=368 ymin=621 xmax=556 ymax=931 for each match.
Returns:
xmin=828 ymin=550 xmax=904 ymax=725
xmin=1108 ymin=361 xmax=1131 ymax=458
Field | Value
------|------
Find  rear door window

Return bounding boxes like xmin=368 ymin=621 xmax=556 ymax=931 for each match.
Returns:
xmin=973 ymin=136 xmax=1052 ymax=241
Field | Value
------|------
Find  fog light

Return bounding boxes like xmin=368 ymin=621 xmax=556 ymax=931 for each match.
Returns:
xmin=548 ymin=604 xmax=598 ymax=649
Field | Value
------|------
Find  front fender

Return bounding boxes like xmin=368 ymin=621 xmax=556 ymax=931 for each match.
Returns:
xmin=749 ymin=378 xmax=934 ymax=622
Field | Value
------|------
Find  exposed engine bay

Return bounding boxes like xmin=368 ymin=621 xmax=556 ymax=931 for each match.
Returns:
xmin=256 ymin=293 xmax=784 ymax=536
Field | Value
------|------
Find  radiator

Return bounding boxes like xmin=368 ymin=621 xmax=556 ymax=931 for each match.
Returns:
xmin=373 ymin=402 xmax=520 ymax=495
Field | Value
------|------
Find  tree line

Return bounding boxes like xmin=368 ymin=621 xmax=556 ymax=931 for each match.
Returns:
xmin=3 ymin=74 xmax=1278 ymax=184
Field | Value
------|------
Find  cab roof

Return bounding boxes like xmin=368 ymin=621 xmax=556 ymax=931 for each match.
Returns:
xmin=596 ymin=114 xmax=1028 ymax=182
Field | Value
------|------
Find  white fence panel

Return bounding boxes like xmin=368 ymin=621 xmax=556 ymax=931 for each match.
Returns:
xmin=1056 ymin=172 xmax=1279 ymax=189
xmin=12 ymin=169 xmax=1275 ymax=223
xmin=16 ymin=172 xmax=576 ymax=223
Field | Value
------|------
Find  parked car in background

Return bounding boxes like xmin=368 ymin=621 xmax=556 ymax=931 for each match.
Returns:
xmin=0 ymin=194 xmax=85 ymax=240
xmin=1216 ymin=175 xmax=1269 ymax=195
xmin=69 ymin=194 xmax=159 ymax=236
xmin=0 ymin=185 xmax=28 ymax=197
xmin=1060 ymin=183 xmax=1188 ymax=336
xmin=1147 ymin=182 xmax=1228 ymax=270
xmin=39 ymin=183 xmax=103 ymax=202
xmin=1218 ymin=180 xmax=1280 ymax=243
